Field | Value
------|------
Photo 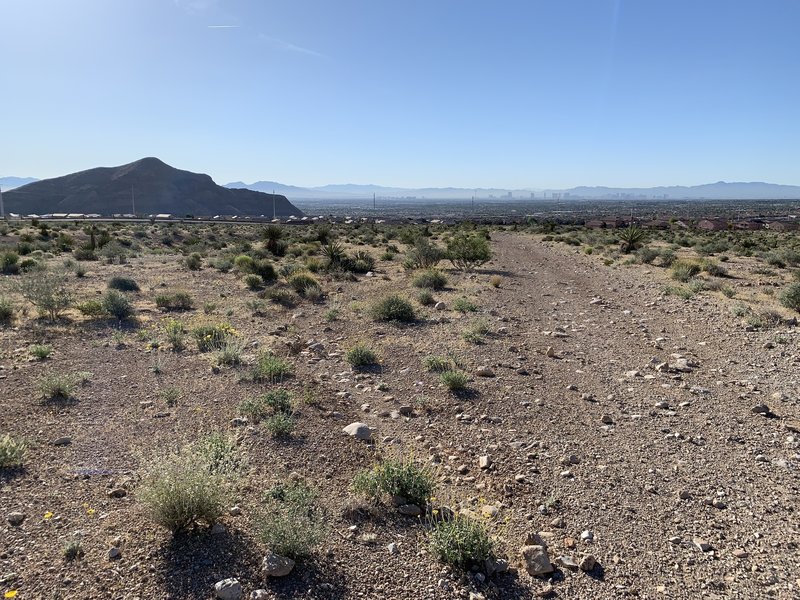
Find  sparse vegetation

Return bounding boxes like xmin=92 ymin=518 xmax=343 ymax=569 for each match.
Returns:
xmin=351 ymin=456 xmax=435 ymax=506
xmin=29 ymin=344 xmax=52 ymax=360
xmin=13 ymin=268 xmax=72 ymax=321
xmin=257 ymin=480 xmax=326 ymax=559
xmin=440 ymin=370 xmax=469 ymax=391
xmin=252 ymin=351 xmax=292 ymax=382
xmin=345 ymin=343 xmax=378 ymax=367
xmin=370 ymin=294 xmax=415 ymax=322
xmin=446 ymin=233 xmax=491 ymax=270
xmin=428 ymin=513 xmax=494 ymax=569
xmin=0 ymin=434 xmax=26 ymax=468
xmin=412 ymin=269 xmax=447 ymax=290
xmin=108 ymin=276 xmax=140 ymax=292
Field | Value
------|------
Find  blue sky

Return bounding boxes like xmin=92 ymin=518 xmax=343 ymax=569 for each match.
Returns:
xmin=2 ymin=0 xmax=799 ymax=188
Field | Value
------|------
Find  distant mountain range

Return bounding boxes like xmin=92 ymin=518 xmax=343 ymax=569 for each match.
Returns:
xmin=0 ymin=176 xmax=39 ymax=190
xmin=225 ymin=180 xmax=800 ymax=200
xmin=3 ymin=158 xmax=303 ymax=217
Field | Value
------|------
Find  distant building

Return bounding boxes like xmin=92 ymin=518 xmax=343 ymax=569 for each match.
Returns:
xmin=697 ymin=219 xmax=728 ymax=231
xmin=766 ymin=220 xmax=798 ymax=231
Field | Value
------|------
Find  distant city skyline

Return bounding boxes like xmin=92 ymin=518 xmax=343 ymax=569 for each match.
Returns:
xmin=2 ymin=1 xmax=799 ymax=188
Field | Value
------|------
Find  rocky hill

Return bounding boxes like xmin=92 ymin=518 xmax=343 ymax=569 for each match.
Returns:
xmin=3 ymin=158 xmax=303 ymax=217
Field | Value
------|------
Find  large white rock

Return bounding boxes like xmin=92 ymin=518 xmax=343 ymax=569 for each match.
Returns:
xmin=343 ymin=422 xmax=373 ymax=441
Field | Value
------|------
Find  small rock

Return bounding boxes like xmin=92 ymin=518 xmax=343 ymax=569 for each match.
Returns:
xmin=398 ymin=504 xmax=422 ymax=517
xmin=250 ymin=591 xmax=269 ymax=600
xmin=7 ymin=512 xmax=25 ymax=526
xmin=478 ymin=455 xmax=491 ymax=469
xmin=229 ymin=506 xmax=242 ymax=516
xmin=693 ymin=538 xmax=712 ymax=552
xmin=555 ymin=555 xmax=579 ymax=571
xmin=475 ymin=367 xmax=495 ymax=377
xmin=600 ymin=414 xmax=614 ymax=424
xmin=550 ymin=516 xmax=564 ymax=528
xmin=230 ymin=417 xmax=248 ymax=427
xmin=732 ymin=548 xmax=749 ymax=559
xmin=435 ymin=301 xmax=446 ymax=311
xmin=580 ymin=530 xmax=594 ymax=542
xmin=579 ymin=554 xmax=597 ymax=572
xmin=545 ymin=346 xmax=556 ymax=358
xmin=343 ymin=422 xmax=373 ymax=441
xmin=211 ymin=523 xmax=226 ymax=535
xmin=751 ymin=404 xmax=770 ymax=415
xmin=214 ymin=578 xmax=242 ymax=600
xmin=52 ymin=436 xmax=71 ymax=446
xmin=678 ymin=490 xmax=692 ymax=500
xmin=521 ymin=545 xmax=554 ymax=576
xmin=107 ymin=488 xmax=127 ymax=499
xmin=108 ymin=547 xmax=122 ymax=560
xmin=387 ymin=542 xmax=398 ymax=554
xmin=262 ymin=551 xmax=295 ymax=577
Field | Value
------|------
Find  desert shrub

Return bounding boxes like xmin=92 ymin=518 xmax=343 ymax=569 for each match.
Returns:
xmin=412 ymin=269 xmax=447 ymax=290
xmin=214 ymin=338 xmax=245 ymax=366
xmin=185 ymin=252 xmax=202 ymax=270
xmin=192 ymin=322 xmax=236 ymax=352
xmin=453 ymin=297 xmax=478 ymax=313
xmin=671 ymin=261 xmax=701 ymax=282
xmin=194 ymin=432 xmax=242 ymax=476
xmin=702 ymin=261 xmax=728 ymax=277
xmin=440 ymin=370 xmax=468 ymax=391
xmin=108 ymin=276 xmax=140 ymax=292
xmin=244 ymin=274 xmax=263 ymax=290
xmin=370 ymin=294 xmax=415 ymax=322
xmin=304 ymin=257 xmax=323 ymax=273
xmin=19 ymin=258 xmax=38 ymax=272
xmin=29 ymin=344 xmax=52 ymax=360
xmin=321 ymin=240 xmax=347 ymax=269
xmin=102 ymin=290 xmax=135 ymax=320
xmin=72 ymin=246 xmax=97 ymax=261
xmin=446 ymin=233 xmax=491 ymax=270
xmin=13 ymin=268 xmax=72 ymax=321
xmin=416 ymin=290 xmax=435 ymax=306
xmin=779 ymin=282 xmax=800 ymax=312
xmin=489 ymin=275 xmax=502 ymax=288
xmin=210 ymin=257 xmax=233 ymax=272
xmin=266 ymin=288 xmax=298 ymax=307
xmin=240 ymin=389 xmax=292 ymax=423
xmin=287 ymin=271 xmax=319 ymax=296
xmin=37 ymin=371 xmax=90 ymax=401
xmin=721 ymin=286 xmax=736 ymax=298
xmin=345 ymin=343 xmax=377 ymax=367
xmin=636 ymin=247 xmax=659 ymax=264
xmin=253 ymin=259 xmax=277 ymax=282
xmin=351 ymin=456 xmax=435 ymax=507
xmin=423 ymin=355 xmax=455 ymax=372
xmin=163 ymin=319 xmax=186 ymax=351
xmin=155 ymin=291 xmax=194 ymax=311
xmin=137 ymin=445 xmax=229 ymax=533
xmin=658 ymin=249 xmax=677 ymax=267
xmin=77 ymin=299 xmax=105 ymax=317
xmin=462 ymin=319 xmax=490 ymax=344
xmin=265 ymin=412 xmax=295 ymax=437
xmin=234 ymin=254 xmax=255 ymax=273
xmin=1 ymin=251 xmax=20 ymax=274
xmin=257 ymin=480 xmax=326 ymax=559
xmin=348 ymin=250 xmax=375 ymax=273
xmin=428 ymin=513 xmax=494 ymax=570
xmin=0 ymin=434 xmax=26 ymax=468
xmin=0 ymin=297 xmax=14 ymax=324
xmin=403 ymin=237 xmax=444 ymax=270
xmin=62 ymin=538 xmax=85 ymax=561
xmin=252 ymin=351 xmax=293 ymax=382
xmin=263 ymin=224 xmax=286 ymax=256
xmin=98 ymin=241 xmax=128 ymax=263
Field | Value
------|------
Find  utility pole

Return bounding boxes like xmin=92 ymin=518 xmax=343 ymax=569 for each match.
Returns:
xmin=131 ymin=185 xmax=136 ymax=216
xmin=0 ymin=186 xmax=4 ymax=221
xmin=272 ymin=189 xmax=276 ymax=220
xmin=373 ymin=192 xmax=376 ymax=210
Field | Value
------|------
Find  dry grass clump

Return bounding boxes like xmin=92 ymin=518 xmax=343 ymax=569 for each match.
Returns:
xmin=0 ymin=434 xmax=27 ymax=468
xmin=257 ymin=480 xmax=326 ymax=559
xmin=427 ymin=513 xmax=495 ymax=570
xmin=351 ymin=456 xmax=435 ymax=507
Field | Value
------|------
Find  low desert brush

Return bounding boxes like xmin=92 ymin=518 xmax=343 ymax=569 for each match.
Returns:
xmin=351 ymin=456 xmax=435 ymax=507
xmin=257 ymin=480 xmax=326 ymax=559
xmin=428 ymin=513 xmax=494 ymax=569
xmin=0 ymin=434 xmax=26 ymax=468
xmin=345 ymin=343 xmax=377 ymax=367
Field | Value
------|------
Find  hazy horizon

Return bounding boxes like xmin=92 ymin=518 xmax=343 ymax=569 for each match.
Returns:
xmin=2 ymin=1 xmax=799 ymax=188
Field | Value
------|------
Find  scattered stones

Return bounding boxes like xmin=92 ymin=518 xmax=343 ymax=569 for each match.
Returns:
xmin=474 ymin=366 xmax=495 ymax=377
xmin=678 ymin=490 xmax=692 ymax=500
xmin=262 ymin=551 xmax=295 ymax=577
xmin=550 ymin=516 xmax=565 ymax=528
xmin=521 ymin=545 xmax=554 ymax=576
xmin=229 ymin=506 xmax=242 ymax=516
xmin=250 ymin=591 xmax=269 ymax=600
xmin=7 ymin=512 xmax=25 ymax=526
xmin=343 ymin=422 xmax=373 ymax=441
xmin=214 ymin=578 xmax=242 ymax=600
xmin=544 ymin=346 xmax=557 ymax=358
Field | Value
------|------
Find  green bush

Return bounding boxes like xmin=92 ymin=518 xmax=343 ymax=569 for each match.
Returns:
xmin=287 ymin=270 xmax=319 ymax=296
xmin=163 ymin=319 xmax=186 ymax=351
xmin=636 ymin=247 xmax=659 ymax=264
xmin=1 ymin=251 xmax=20 ymax=274
xmin=403 ymin=237 xmax=444 ymax=270
xmin=416 ymin=289 xmax=435 ymax=306
xmin=155 ymin=291 xmax=194 ymax=311
xmin=77 ymin=300 xmax=105 ymax=317
xmin=703 ymin=261 xmax=728 ymax=277
xmin=244 ymin=274 xmax=263 ymax=290
xmin=345 ymin=343 xmax=377 ymax=367
xmin=423 ymin=355 xmax=455 ymax=372
xmin=102 ymin=290 xmax=135 ymax=320
xmin=29 ymin=344 xmax=52 ymax=360
xmin=239 ymin=389 xmax=292 ymax=423
xmin=252 ymin=351 xmax=293 ymax=382
xmin=0 ymin=434 xmax=26 ymax=468
xmin=440 ymin=370 xmax=468 ymax=391
xmin=265 ymin=412 xmax=295 ymax=437
xmin=453 ymin=297 xmax=478 ymax=313
xmin=428 ymin=513 xmax=494 ymax=569
xmin=253 ymin=259 xmax=278 ymax=282
xmin=0 ymin=296 xmax=14 ymax=324
xmin=185 ymin=252 xmax=202 ymax=270
xmin=266 ymin=287 xmax=298 ymax=307
xmin=108 ymin=276 xmax=140 ymax=292
xmin=352 ymin=457 xmax=435 ymax=507
xmin=412 ymin=269 xmax=447 ymax=290
xmin=446 ymin=233 xmax=491 ymax=270
xmin=257 ymin=480 xmax=326 ymax=559
xmin=234 ymin=254 xmax=255 ymax=273
xmin=13 ymin=268 xmax=72 ymax=321
xmin=137 ymin=444 xmax=229 ymax=533
xmin=671 ymin=261 xmax=701 ymax=282
xmin=37 ymin=371 xmax=90 ymax=401
xmin=779 ymin=282 xmax=800 ymax=312
xmin=370 ymin=294 xmax=415 ymax=322
xmin=192 ymin=322 xmax=236 ymax=352
xmin=347 ymin=250 xmax=375 ymax=273
xmin=214 ymin=338 xmax=245 ymax=366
